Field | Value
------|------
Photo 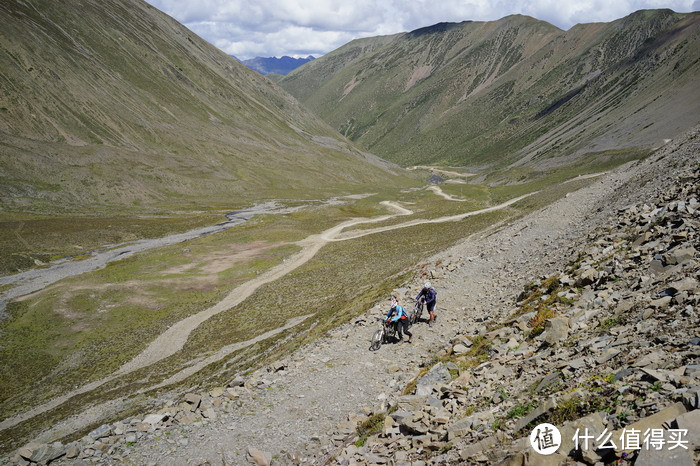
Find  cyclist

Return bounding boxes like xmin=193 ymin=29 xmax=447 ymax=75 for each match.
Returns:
xmin=385 ymin=296 xmax=412 ymax=343
xmin=416 ymin=281 xmax=437 ymax=327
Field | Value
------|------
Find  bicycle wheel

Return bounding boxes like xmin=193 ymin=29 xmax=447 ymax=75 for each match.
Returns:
xmin=386 ymin=323 xmax=397 ymax=343
xmin=414 ymin=302 xmax=423 ymax=324
xmin=369 ymin=328 xmax=383 ymax=351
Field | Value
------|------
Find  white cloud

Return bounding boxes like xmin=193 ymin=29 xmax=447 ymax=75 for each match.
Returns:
xmin=147 ymin=0 xmax=698 ymax=59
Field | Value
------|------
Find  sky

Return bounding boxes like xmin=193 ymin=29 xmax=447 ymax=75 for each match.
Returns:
xmin=146 ymin=0 xmax=699 ymax=59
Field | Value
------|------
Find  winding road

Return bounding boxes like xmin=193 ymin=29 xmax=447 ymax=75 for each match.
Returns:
xmin=407 ymin=165 xmax=476 ymax=178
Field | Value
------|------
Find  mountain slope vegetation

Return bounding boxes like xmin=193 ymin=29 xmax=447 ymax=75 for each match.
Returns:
xmin=280 ymin=10 xmax=700 ymax=171
xmin=0 ymin=0 xmax=406 ymax=214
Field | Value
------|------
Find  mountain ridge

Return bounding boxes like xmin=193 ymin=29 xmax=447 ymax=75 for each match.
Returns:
xmin=280 ymin=9 xmax=700 ymax=172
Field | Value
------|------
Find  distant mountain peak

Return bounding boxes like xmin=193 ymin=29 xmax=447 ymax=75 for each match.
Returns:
xmin=240 ymin=55 xmax=315 ymax=76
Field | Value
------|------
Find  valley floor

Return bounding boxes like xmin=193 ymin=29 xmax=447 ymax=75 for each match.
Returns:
xmin=5 ymin=128 xmax=698 ymax=465
xmin=104 ymin=132 xmax=698 ymax=465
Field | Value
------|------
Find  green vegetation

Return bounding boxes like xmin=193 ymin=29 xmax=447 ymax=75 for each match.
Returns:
xmin=494 ymin=374 xmax=626 ymax=435
xmin=344 ymin=187 xmax=488 ymax=232
xmin=355 ymin=407 xmax=396 ymax=447
xmin=599 ymin=318 xmax=620 ymax=330
xmin=547 ymin=398 xmax=582 ymax=426
xmin=507 ymin=402 xmax=536 ymax=419
xmin=0 ymin=212 xmax=223 ymax=275
xmin=439 ymin=183 xmax=490 ymax=203
xmin=505 ymin=271 xmax=582 ymax=338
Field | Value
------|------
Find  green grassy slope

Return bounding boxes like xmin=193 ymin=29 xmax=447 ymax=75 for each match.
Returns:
xmin=0 ymin=0 xmax=410 ymax=214
xmin=280 ymin=10 xmax=700 ymax=169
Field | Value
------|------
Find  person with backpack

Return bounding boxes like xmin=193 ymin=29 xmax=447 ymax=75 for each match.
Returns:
xmin=416 ymin=281 xmax=437 ymax=327
xmin=385 ymin=296 xmax=412 ymax=343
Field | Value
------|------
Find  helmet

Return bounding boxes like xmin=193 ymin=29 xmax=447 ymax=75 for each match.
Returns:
xmin=424 ymin=281 xmax=431 ymax=289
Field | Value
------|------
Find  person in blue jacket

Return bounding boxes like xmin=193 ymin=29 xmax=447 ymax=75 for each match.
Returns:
xmin=385 ymin=296 xmax=412 ymax=343
xmin=416 ymin=281 xmax=437 ymax=327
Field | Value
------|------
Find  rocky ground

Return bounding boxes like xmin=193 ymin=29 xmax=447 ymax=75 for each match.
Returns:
xmin=5 ymin=127 xmax=699 ymax=466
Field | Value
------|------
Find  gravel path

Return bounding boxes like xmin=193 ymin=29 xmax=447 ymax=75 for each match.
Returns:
xmin=119 ymin=162 xmax=646 ymax=464
xmin=407 ymin=166 xmax=477 ymax=178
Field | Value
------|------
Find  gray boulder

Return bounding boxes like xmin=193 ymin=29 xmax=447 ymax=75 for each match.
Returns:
xmin=540 ymin=317 xmax=569 ymax=345
xmin=415 ymin=363 xmax=451 ymax=396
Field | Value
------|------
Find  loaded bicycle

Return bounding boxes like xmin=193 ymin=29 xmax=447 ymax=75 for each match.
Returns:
xmin=409 ymin=298 xmax=425 ymax=325
xmin=369 ymin=318 xmax=398 ymax=351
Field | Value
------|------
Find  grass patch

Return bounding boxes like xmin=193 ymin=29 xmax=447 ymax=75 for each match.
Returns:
xmin=506 ymin=273 xmax=581 ymax=338
xmin=599 ymin=318 xmax=619 ymax=330
xmin=506 ymin=401 xmax=536 ymax=419
xmin=344 ymin=187 xmax=488 ymax=232
xmin=355 ymin=408 xmax=394 ymax=447
xmin=548 ymin=398 xmax=581 ymax=425
xmin=456 ymin=336 xmax=492 ymax=370
xmin=0 ymin=221 xmax=307 ymax=415
xmin=0 ymin=212 xmax=224 ymax=275
xmin=528 ymin=306 xmax=558 ymax=338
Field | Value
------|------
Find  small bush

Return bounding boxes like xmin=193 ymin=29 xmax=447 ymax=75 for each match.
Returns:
xmin=507 ymin=402 xmax=535 ymax=419
xmin=355 ymin=409 xmax=390 ymax=447
xmin=599 ymin=318 xmax=619 ymax=330
xmin=528 ymin=305 xmax=557 ymax=337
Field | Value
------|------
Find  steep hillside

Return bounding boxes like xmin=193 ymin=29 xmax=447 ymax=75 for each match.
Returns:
xmin=0 ymin=0 xmax=405 ymax=214
xmin=280 ymin=10 xmax=700 ymax=171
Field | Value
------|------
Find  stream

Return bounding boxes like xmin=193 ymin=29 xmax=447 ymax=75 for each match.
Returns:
xmin=0 ymin=202 xmax=303 ymax=316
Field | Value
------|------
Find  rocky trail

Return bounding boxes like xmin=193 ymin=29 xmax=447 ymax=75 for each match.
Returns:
xmin=5 ymin=128 xmax=699 ymax=465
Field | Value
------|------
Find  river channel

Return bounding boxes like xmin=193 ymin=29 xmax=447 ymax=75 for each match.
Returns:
xmin=0 ymin=201 xmax=306 ymax=316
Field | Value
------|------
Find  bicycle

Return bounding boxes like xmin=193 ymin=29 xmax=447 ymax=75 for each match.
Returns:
xmin=409 ymin=298 xmax=425 ymax=325
xmin=369 ymin=318 xmax=398 ymax=351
